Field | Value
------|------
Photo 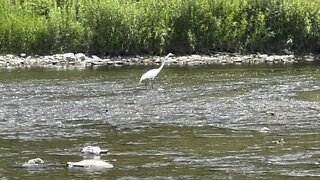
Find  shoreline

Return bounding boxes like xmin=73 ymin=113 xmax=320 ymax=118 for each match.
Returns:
xmin=0 ymin=53 xmax=318 ymax=70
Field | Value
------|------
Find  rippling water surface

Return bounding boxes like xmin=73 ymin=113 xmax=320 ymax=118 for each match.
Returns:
xmin=0 ymin=64 xmax=320 ymax=179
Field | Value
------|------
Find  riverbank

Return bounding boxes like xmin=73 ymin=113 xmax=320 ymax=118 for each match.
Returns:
xmin=1 ymin=0 xmax=320 ymax=56
xmin=0 ymin=53 xmax=318 ymax=70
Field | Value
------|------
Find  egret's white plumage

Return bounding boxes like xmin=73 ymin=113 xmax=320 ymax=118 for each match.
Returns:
xmin=139 ymin=53 xmax=174 ymax=85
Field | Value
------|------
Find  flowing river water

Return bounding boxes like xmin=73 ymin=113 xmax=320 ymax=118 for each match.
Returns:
xmin=0 ymin=63 xmax=320 ymax=179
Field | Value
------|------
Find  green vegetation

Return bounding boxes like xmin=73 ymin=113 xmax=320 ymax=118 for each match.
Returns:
xmin=1 ymin=0 xmax=320 ymax=56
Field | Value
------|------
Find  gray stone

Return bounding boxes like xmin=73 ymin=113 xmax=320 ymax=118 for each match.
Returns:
xmin=20 ymin=53 xmax=27 ymax=58
xmin=115 ymin=60 xmax=125 ymax=65
xmin=64 ymin=53 xmax=76 ymax=61
xmin=233 ymin=57 xmax=243 ymax=63
xmin=6 ymin=54 xmax=15 ymax=59
xmin=92 ymin=55 xmax=101 ymax=60
xmin=190 ymin=54 xmax=201 ymax=60
xmin=75 ymin=53 xmax=86 ymax=60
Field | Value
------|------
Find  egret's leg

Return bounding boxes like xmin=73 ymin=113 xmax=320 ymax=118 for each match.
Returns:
xmin=144 ymin=81 xmax=148 ymax=89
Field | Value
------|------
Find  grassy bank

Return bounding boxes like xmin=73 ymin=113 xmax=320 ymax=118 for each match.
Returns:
xmin=1 ymin=0 xmax=320 ymax=56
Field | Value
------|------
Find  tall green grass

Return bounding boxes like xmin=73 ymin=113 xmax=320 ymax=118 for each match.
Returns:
xmin=1 ymin=0 xmax=320 ymax=56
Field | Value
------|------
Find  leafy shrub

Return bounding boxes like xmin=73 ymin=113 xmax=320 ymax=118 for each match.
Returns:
xmin=1 ymin=0 xmax=320 ymax=55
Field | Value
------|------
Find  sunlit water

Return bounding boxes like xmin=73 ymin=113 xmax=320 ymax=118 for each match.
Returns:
xmin=0 ymin=64 xmax=320 ymax=179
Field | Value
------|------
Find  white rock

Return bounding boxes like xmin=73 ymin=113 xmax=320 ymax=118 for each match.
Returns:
xmin=9 ymin=58 xmax=24 ymax=66
xmin=92 ymin=55 xmax=101 ymax=60
xmin=258 ymin=54 xmax=268 ymax=59
xmin=190 ymin=54 xmax=201 ymax=60
xmin=106 ymin=60 xmax=115 ymax=65
xmin=259 ymin=127 xmax=271 ymax=133
xmin=82 ymin=146 xmax=108 ymax=155
xmin=233 ymin=57 xmax=243 ymax=63
xmin=115 ymin=60 xmax=125 ymax=65
xmin=6 ymin=54 xmax=15 ymax=59
xmin=67 ymin=159 xmax=113 ymax=169
xmin=22 ymin=158 xmax=44 ymax=167
xmin=265 ymin=56 xmax=274 ymax=62
xmin=64 ymin=53 xmax=76 ymax=61
xmin=75 ymin=53 xmax=86 ymax=60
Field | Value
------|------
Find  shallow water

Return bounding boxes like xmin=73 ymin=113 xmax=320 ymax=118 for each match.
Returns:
xmin=0 ymin=64 xmax=320 ymax=179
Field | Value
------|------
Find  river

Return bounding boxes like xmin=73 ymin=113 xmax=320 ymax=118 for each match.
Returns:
xmin=0 ymin=63 xmax=319 ymax=179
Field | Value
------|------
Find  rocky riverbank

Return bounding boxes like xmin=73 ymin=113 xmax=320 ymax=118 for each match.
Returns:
xmin=0 ymin=53 xmax=318 ymax=70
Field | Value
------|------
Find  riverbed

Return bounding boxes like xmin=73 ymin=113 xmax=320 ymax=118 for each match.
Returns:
xmin=0 ymin=63 xmax=319 ymax=179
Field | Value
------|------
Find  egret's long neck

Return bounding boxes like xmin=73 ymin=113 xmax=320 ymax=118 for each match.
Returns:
xmin=158 ymin=59 xmax=166 ymax=71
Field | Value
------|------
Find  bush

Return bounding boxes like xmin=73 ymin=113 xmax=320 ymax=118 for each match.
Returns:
xmin=1 ymin=0 xmax=320 ymax=55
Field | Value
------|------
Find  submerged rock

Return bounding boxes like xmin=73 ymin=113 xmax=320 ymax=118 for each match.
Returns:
xmin=67 ymin=159 xmax=113 ymax=169
xmin=272 ymin=138 xmax=285 ymax=145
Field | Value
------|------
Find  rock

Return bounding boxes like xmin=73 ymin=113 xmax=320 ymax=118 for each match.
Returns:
xmin=272 ymin=138 xmax=284 ymax=145
xmin=0 ymin=52 xmax=316 ymax=69
xmin=304 ymin=55 xmax=314 ymax=62
xmin=53 ymin=54 xmax=64 ymax=61
xmin=67 ymin=159 xmax=113 ymax=169
xmin=22 ymin=158 xmax=44 ymax=167
xmin=258 ymin=54 xmax=268 ymax=59
xmin=68 ymin=61 xmax=76 ymax=65
xmin=106 ymin=60 xmax=115 ymax=65
xmin=20 ymin=53 xmax=27 ymax=58
xmin=82 ymin=146 xmax=108 ymax=155
xmin=91 ymin=60 xmax=104 ymax=66
xmin=265 ymin=56 xmax=274 ymax=62
xmin=233 ymin=57 xmax=243 ymax=63
xmin=259 ymin=127 xmax=271 ymax=133
xmin=75 ymin=53 xmax=86 ymax=61
xmin=9 ymin=58 xmax=24 ymax=66
xmin=92 ymin=55 xmax=101 ymax=61
xmin=115 ymin=60 xmax=125 ymax=65
xmin=6 ymin=54 xmax=15 ymax=59
xmin=64 ymin=53 xmax=76 ymax=61
xmin=190 ymin=54 xmax=201 ymax=60
xmin=0 ymin=61 xmax=6 ymax=66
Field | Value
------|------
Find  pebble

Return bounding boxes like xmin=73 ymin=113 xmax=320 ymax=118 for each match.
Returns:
xmin=0 ymin=53 xmax=316 ymax=70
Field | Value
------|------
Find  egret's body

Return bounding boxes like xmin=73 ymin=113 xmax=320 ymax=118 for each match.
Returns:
xmin=139 ymin=53 xmax=173 ymax=88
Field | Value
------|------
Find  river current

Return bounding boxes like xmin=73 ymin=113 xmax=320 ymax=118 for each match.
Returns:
xmin=0 ymin=64 xmax=319 ymax=179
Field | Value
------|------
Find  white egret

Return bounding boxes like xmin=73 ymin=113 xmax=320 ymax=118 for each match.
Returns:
xmin=139 ymin=53 xmax=174 ymax=88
